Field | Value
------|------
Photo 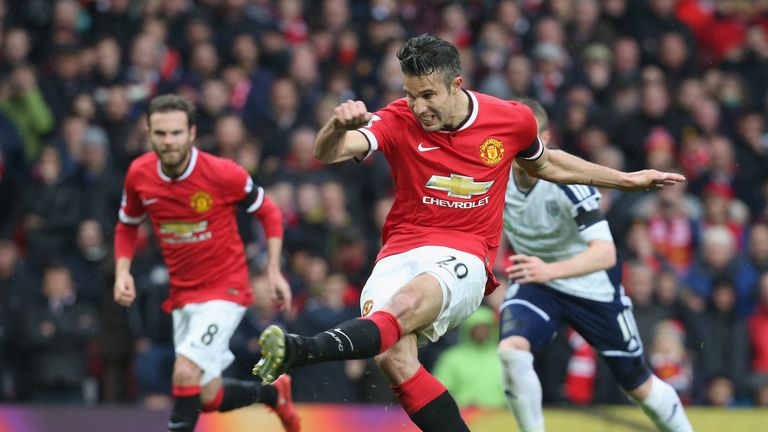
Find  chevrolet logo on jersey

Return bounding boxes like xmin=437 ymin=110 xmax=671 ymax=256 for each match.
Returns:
xmin=425 ymin=174 xmax=494 ymax=199
xmin=160 ymin=221 xmax=208 ymax=237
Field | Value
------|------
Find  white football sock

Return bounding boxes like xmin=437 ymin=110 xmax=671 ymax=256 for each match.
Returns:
xmin=498 ymin=347 xmax=545 ymax=432
xmin=633 ymin=375 xmax=693 ymax=432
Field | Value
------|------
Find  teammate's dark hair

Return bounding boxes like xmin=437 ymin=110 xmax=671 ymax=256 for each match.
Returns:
xmin=517 ymin=98 xmax=548 ymax=133
xmin=396 ymin=34 xmax=461 ymax=88
xmin=147 ymin=94 xmax=196 ymax=128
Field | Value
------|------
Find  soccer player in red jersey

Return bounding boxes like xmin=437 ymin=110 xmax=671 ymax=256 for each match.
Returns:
xmin=253 ymin=35 xmax=685 ymax=431
xmin=113 ymin=95 xmax=299 ymax=432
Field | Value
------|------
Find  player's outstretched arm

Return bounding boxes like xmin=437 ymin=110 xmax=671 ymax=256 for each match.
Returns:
xmin=517 ymin=148 xmax=685 ymax=192
xmin=314 ymin=100 xmax=373 ymax=164
xmin=506 ymin=239 xmax=616 ymax=284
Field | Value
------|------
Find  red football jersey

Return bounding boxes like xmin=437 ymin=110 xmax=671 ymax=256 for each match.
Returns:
xmin=357 ymin=90 xmax=541 ymax=293
xmin=119 ymin=147 xmax=266 ymax=310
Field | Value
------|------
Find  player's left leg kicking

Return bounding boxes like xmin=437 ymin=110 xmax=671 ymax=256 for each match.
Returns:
xmin=254 ymin=246 xmax=486 ymax=431
xmin=169 ymin=300 xmax=299 ymax=432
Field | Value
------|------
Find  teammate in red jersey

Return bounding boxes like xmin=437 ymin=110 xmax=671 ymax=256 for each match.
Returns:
xmin=252 ymin=35 xmax=684 ymax=431
xmin=113 ymin=95 xmax=299 ymax=432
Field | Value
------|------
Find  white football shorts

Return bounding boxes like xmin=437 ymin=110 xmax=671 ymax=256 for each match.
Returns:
xmin=173 ymin=300 xmax=247 ymax=386
xmin=360 ymin=245 xmax=486 ymax=346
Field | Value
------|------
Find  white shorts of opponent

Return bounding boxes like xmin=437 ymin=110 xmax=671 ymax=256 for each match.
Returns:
xmin=360 ymin=245 xmax=486 ymax=346
xmin=173 ymin=300 xmax=247 ymax=386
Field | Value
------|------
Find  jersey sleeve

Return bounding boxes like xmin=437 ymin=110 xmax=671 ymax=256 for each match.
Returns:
xmin=216 ymin=158 xmax=264 ymax=210
xmin=354 ymin=104 xmax=401 ymax=159
xmin=556 ymin=184 xmax=613 ymax=242
xmin=118 ymin=166 xmax=146 ymax=225
xmin=511 ymin=103 xmax=544 ymax=161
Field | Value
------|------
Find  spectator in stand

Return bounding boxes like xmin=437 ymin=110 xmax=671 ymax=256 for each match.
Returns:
xmin=40 ymin=42 xmax=91 ymax=123
xmin=212 ymin=113 xmax=248 ymax=160
xmin=92 ymin=36 xmax=126 ymax=90
xmin=99 ymin=85 xmax=136 ymax=174
xmin=275 ymin=127 xmax=327 ymax=184
xmin=748 ymin=273 xmax=768 ymax=406
xmin=693 ymin=278 xmax=750 ymax=403
xmin=627 ymin=261 xmax=669 ymax=347
xmin=731 ymin=111 xmax=768 ymax=214
xmin=75 ymin=126 xmax=123 ymax=233
xmin=694 ymin=182 xmax=745 ymax=251
xmin=249 ymin=77 xmax=311 ymax=160
xmin=640 ymin=184 xmax=698 ymax=274
xmin=194 ymin=79 xmax=230 ymax=143
xmin=0 ymin=108 xmax=25 ymax=188
xmin=20 ymin=263 xmax=99 ymax=403
xmin=0 ymin=238 xmax=33 ymax=399
xmin=433 ymin=306 xmax=506 ymax=408
xmin=0 ymin=64 xmax=55 ymax=166
xmin=8 ymin=146 xmax=82 ymax=268
xmin=62 ymin=219 xmax=109 ymax=308
xmin=615 ymin=80 xmax=682 ymax=171
xmin=735 ymin=224 xmax=768 ymax=316
xmin=705 ymin=375 xmax=737 ymax=407
xmin=687 ymin=226 xmax=742 ymax=307
xmin=1 ymin=27 xmax=32 ymax=76
xmin=694 ymin=135 xmax=752 ymax=204
xmin=648 ymin=319 xmax=693 ymax=403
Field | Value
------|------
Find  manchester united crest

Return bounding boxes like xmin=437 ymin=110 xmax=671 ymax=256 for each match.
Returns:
xmin=480 ymin=138 xmax=504 ymax=166
xmin=362 ymin=299 xmax=374 ymax=317
xmin=190 ymin=191 xmax=213 ymax=213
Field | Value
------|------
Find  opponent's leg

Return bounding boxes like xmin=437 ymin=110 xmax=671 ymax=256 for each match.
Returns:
xmin=565 ymin=293 xmax=692 ymax=432
xmin=378 ymin=334 xmax=469 ymax=432
xmin=627 ymin=375 xmax=693 ymax=432
xmin=497 ymin=283 xmax=563 ymax=432
xmin=498 ymin=336 xmax=545 ymax=432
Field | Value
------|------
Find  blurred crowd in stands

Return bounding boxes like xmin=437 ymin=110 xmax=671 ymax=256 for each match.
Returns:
xmin=1 ymin=0 xmax=768 ymax=411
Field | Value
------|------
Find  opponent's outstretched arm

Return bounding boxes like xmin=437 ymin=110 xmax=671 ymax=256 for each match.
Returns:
xmin=517 ymin=147 xmax=685 ymax=192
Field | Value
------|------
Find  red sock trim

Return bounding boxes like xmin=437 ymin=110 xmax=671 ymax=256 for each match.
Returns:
xmin=391 ymin=365 xmax=446 ymax=415
xmin=201 ymin=386 xmax=224 ymax=412
xmin=172 ymin=384 xmax=202 ymax=397
xmin=363 ymin=310 xmax=402 ymax=354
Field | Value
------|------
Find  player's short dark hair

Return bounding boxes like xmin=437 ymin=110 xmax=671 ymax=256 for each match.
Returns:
xmin=396 ymin=34 xmax=461 ymax=88
xmin=517 ymin=98 xmax=548 ymax=133
xmin=147 ymin=94 xmax=196 ymax=128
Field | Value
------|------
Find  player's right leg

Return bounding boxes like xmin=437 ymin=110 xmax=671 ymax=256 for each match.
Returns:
xmin=168 ymin=355 xmax=204 ymax=432
xmin=497 ymin=283 xmax=563 ymax=432
xmin=168 ymin=305 xmax=205 ymax=432
xmin=377 ymin=334 xmax=469 ymax=432
xmin=169 ymin=300 xmax=249 ymax=432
